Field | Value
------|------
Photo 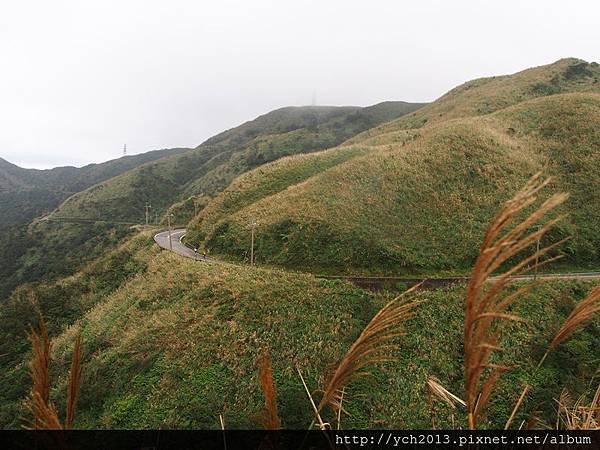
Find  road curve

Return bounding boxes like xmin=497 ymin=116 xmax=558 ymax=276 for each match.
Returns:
xmin=154 ymin=229 xmax=600 ymax=290
xmin=154 ymin=229 xmax=221 ymax=264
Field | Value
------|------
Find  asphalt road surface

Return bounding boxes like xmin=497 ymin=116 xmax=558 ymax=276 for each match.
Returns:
xmin=154 ymin=229 xmax=220 ymax=263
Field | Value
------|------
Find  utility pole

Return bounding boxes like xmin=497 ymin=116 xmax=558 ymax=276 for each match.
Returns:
xmin=123 ymin=144 xmax=127 ymax=156
xmin=167 ymin=213 xmax=174 ymax=250
xmin=249 ymin=219 xmax=258 ymax=266
xmin=145 ymin=203 xmax=152 ymax=226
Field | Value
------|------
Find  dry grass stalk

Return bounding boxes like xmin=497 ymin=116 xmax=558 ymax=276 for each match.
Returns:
xmin=28 ymin=317 xmax=51 ymax=407
xmin=28 ymin=392 xmax=62 ymax=430
xmin=26 ymin=318 xmax=84 ymax=429
xmin=26 ymin=317 xmax=58 ymax=429
xmin=65 ymin=334 xmax=83 ymax=428
xmin=258 ymin=350 xmax=281 ymax=430
xmin=297 ymin=367 xmax=327 ymax=430
xmin=504 ymin=385 xmax=530 ymax=430
xmin=549 ymin=285 xmax=600 ymax=350
xmin=557 ymin=384 xmax=600 ymax=429
xmin=427 ymin=377 xmax=466 ymax=409
xmin=336 ymin=388 xmax=345 ymax=430
xmin=317 ymin=285 xmax=421 ymax=416
xmin=464 ymin=173 xmax=568 ymax=429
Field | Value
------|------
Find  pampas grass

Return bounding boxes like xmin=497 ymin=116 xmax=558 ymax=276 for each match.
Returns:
xmin=257 ymin=350 xmax=281 ymax=430
xmin=549 ymin=285 xmax=600 ymax=350
xmin=66 ymin=334 xmax=83 ymax=428
xmin=464 ymin=173 xmax=567 ymax=429
xmin=427 ymin=377 xmax=466 ymax=409
xmin=557 ymin=384 xmax=600 ymax=430
xmin=26 ymin=317 xmax=60 ymax=429
xmin=25 ymin=317 xmax=84 ymax=429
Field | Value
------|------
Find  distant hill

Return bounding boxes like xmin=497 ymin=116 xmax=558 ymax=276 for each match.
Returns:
xmin=0 ymin=148 xmax=189 ymax=227
xmin=187 ymin=58 xmax=600 ymax=274
xmin=48 ymin=102 xmax=424 ymax=225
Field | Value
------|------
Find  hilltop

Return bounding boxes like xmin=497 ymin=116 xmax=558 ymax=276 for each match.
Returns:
xmin=187 ymin=58 xmax=600 ymax=275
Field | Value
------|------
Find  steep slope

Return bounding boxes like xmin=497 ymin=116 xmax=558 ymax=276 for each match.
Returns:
xmin=0 ymin=148 xmax=188 ymax=227
xmin=0 ymin=233 xmax=157 ymax=425
xmin=187 ymin=59 xmax=600 ymax=274
xmin=0 ymin=148 xmax=187 ymax=300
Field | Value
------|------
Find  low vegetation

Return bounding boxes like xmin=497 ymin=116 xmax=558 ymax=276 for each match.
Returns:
xmin=0 ymin=234 xmax=156 ymax=425
xmin=0 ymin=102 xmax=422 ymax=302
xmin=51 ymin=102 xmax=423 ymax=226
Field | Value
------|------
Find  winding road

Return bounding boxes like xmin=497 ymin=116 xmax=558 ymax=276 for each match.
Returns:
xmin=154 ymin=229 xmax=222 ymax=264
xmin=154 ymin=229 xmax=600 ymax=290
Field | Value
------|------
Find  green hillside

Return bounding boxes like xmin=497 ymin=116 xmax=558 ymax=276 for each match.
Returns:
xmin=0 ymin=232 xmax=597 ymax=428
xmin=0 ymin=149 xmax=188 ymax=227
xmin=50 ymin=102 xmax=424 ymax=226
xmin=347 ymin=58 xmax=600 ymax=144
xmin=187 ymin=59 xmax=600 ymax=274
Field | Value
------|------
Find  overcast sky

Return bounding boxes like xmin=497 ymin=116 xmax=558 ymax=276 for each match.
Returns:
xmin=1 ymin=0 xmax=598 ymax=169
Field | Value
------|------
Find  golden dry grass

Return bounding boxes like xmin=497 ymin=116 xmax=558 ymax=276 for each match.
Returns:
xmin=257 ymin=350 xmax=281 ymax=430
xmin=26 ymin=317 xmax=62 ymax=429
xmin=25 ymin=318 xmax=83 ymax=429
xmin=66 ymin=334 xmax=83 ymax=428
xmin=557 ymin=384 xmax=600 ymax=430
xmin=549 ymin=285 xmax=600 ymax=350
xmin=464 ymin=174 xmax=567 ymax=429
xmin=427 ymin=377 xmax=466 ymax=410
xmin=505 ymin=283 xmax=600 ymax=429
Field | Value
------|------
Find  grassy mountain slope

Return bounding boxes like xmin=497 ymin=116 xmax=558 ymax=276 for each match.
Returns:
xmin=0 ymin=149 xmax=188 ymax=227
xmin=187 ymin=59 xmax=600 ymax=274
xmin=0 ymin=233 xmax=156 ymax=425
xmin=0 ymin=149 xmax=186 ymax=299
xmin=49 ymin=102 xmax=424 ymax=226
xmin=1 ymin=232 xmax=597 ymax=428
